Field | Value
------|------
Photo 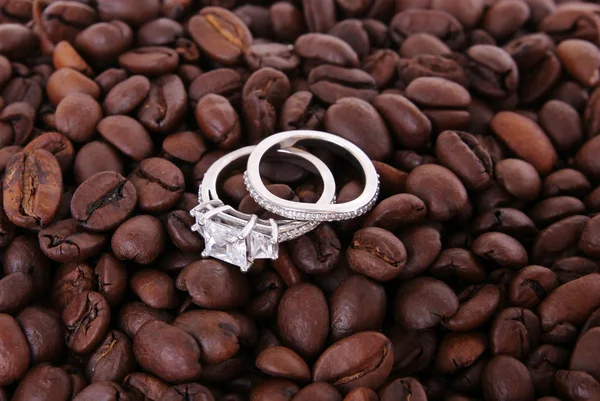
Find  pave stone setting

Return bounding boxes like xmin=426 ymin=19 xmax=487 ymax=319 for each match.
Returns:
xmin=190 ymin=208 xmax=279 ymax=272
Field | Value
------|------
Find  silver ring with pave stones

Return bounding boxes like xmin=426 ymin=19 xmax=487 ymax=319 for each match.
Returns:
xmin=245 ymin=130 xmax=380 ymax=222
xmin=190 ymin=145 xmax=336 ymax=272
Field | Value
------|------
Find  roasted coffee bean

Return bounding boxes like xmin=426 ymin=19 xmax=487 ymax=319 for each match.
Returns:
xmin=324 ymin=97 xmax=390 ymax=160
xmin=128 ymin=158 xmax=184 ymax=212
xmin=491 ymin=111 xmax=557 ymax=176
xmin=95 ymin=252 xmax=127 ymax=307
xmin=390 ymin=10 xmax=465 ymax=50
xmin=0 ymin=313 xmax=29 ymax=386
xmin=63 ymin=290 xmax=111 ymax=354
xmin=279 ymin=91 xmax=325 ymax=131
xmin=86 ymin=330 xmax=135 ymax=383
xmin=195 ymin=94 xmax=241 ymax=149
xmin=308 ymin=65 xmax=377 ymax=105
xmin=302 ymin=0 xmax=336 ymax=33
xmin=295 ymin=33 xmax=359 ymax=69
xmin=103 ymin=75 xmax=151 ymax=116
xmin=286 ymin=224 xmax=340 ymax=275
xmin=312 ymin=331 xmax=393 ymax=393
xmin=111 ymin=215 xmax=165 ymax=264
xmin=0 ymin=24 xmax=36 ymax=59
xmin=138 ymin=74 xmax=187 ymax=134
xmin=443 ymin=284 xmax=500 ymax=331
xmin=70 ymin=171 xmax=136 ymax=232
xmin=46 ymin=68 xmax=101 ymax=106
xmin=0 ymin=101 xmax=35 ymax=145
xmin=122 ymin=372 xmax=170 ymax=400
xmin=134 ymin=320 xmax=202 ymax=383
xmin=362 ymin=49 xmax=400 ymax=89
xmin=490 ymin=307 xmax=541 ymax=360
xmin=435 ymin=331 xmax=487 ymax=374
xmin=256 ymin=346 xmax=310 ymax=383
xmin=39 ymin=218 xmax=106 ymax=263
xmin=278 ymin=283 xmax=329 ymax=360
xmin=394 ymin=277 xmax=458 ymax=330
xmin=373 ymin=94 xmax=431 ymax=150
xmin=466 ymin=45 xmax=519 ymax=101
xmin=162 ymin=131 xmax=206 ymax=164
xmin=482 ymin=355 xmax=535 ymax=401
xmin=11 ymin=364 xmax=73 ymax=401
xmin=98 ymin=115 xmax=154 ymax=161
xmin=347 ymin=227 xmax=407 ymax=281
xmin=56 ymin=93 xmax=102 ymax=144
xmin=75 ymin=21 xmax=133 ymax=66
xmin=330 ymin=275 xmax=386 ymax=341
xmin=74 ymin=141 xmax=124 ymax=185
xmin=118 ymin=301 xmax=174 ymax=338
xmin=188 ymin=6 xmax=253 ymax=65
xmin=4 ymin=150 xmax=63 ymax=229
xmin=405 ymin=164 xmax=468 ymax=221
xmin=176 ymin=260 xmax=249 ymax=309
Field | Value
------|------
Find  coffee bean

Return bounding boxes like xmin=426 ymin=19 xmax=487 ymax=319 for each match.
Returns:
xmin=309 ymin=65 xmax=378 ymax=105
xmin=347 ymin=227 xmax=407 ymax=281
xmin=295 ymin=33 xmax=359 ymax=69
xmin=74 ymin=141 xmax=124 ymax=185
xmin=160 ymin=383 xmax=215 ymax=401
xmin=55 ymin=93 xmax=103 ymax=144
xmin=176 ymin=260 xmax=249 ymax=309
xmin=552 ymin=257 xmax=599 ymax=285
xmin=378 ymin=377 xmax=427 ymax=401
xmin=394 ymin=277 xmax=458 ymax=330
xmin=12 ymin=365 xmax=73 ymax=401
xmin=119 ymin=46 xmax=179 ymax=76
xmin=431 ymin=0 xmax=485 ymax=29
xmin=245 ymin=43 xmax=300 ymax=74
xmin=390 ymin=10 xmax=465 ymax=50
xmin=279 ymin=91 xmax=324 ymax=131
xmin=112 ymin=215 xmax=165 ymax=264
xmin=490 ymin=307 xmax=541 ymax=359
xmin=128 ymin=158 xmax=184 ymax=212
xmin=373 ymin=94 xmax=431 ymax=150
xmin=122 ymin=372 xmax=169 ymax=401
xmin=293 ymin=382 xmax=341 ymax=401
xmin=38 ymin=218 xmax=107 ymax=263
xmin=138 ymin=74 xmax=187 ymax=134
xmin=73 ymin=381 xmax=132 ymax=401
xmin=555 ymin=369 xmax=600 ymax=401
xmin=70 ymin=171 xmax=137 ymax=232
xmin=405 ymin=164 xmax=468 ymax=221
xmin=46 ymin=68 xmax=101 ymax=106
xmin=324 ymin=97 xmax=390 ymax=160
xmin=466 ymin=45 xmax=519 ymax=100
xmin=134 ymin=320 xmax=202 ymax=383
xmin=285 ymin=224 xmax=340 ymax=275
xmin=162 ymin=131 xmax=206 ymax=164
xmin=118 ymin=301 xmax=174 ymax=338
xmin=86 ymin=330 xmax=135 ymax=383
xmin=539 ymin=273 xmax=600 ymax=333
xmin=330 ymin=275 xmax=386 ymax=341
xmin=256 ymin=346 xmax=311 ymax=383
xmin=98 ymin=115 xmax=154 ymax=161
xmin=63 ymin=290 xmax=111 ymax=353
xmin=526 ymin=344 xmax=570 ymax=395
xmin=539 ymin=100 xmax=583 ymax=154
xmin=250 ymin=379 xmax=299 ymax=401
xmin=0 ymin=101 xmax=35 ymax=145
xmin=530 ymin=196 xmax=586 ymax=227
xmin=188 ymin=7 xmax=253 ymax=65
xmin=400 ymin=33 xmax=451 ymax=58
xmin=312 ymin=331 xmax=393 ymax=393
xmin=103 ymin=75 xmax=151 ymax=116
xmin=4 ymin=150 xmax=63 ymax=229
xmin=278 ymin=283 xmax=329 ymax=359
xmin=436 ymin=331 xmax=487 ymax=373
xmin=533 ymin=215 xmax=590 ymax=266
xmin=302 ymin=0 xmax=336 ymax=33
xmin=443 ymin=284 xmax=501 ymax=331
xmin=195 ymin=94 xmax=241 ymax=149
xmin=483 ymin=0 xmax=530 ymax=40
xmin=94 ymin=68 xmax=129 ymax=94
xmin=482 ymin=355 xmax=535 ymax=401
xmin=75 ymin=21 xmax=134 ymax=66
xmin=344 ymin=387 xmax=377 ymax=401
xmin=95 ymin=252 xmax=127 ymax=307
xmin=490 ymin=111 xmax=557 ymax=175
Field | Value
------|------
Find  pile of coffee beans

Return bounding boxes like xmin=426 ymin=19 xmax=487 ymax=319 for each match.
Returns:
xmin=2 ymin=0 xmax=600 ymax=400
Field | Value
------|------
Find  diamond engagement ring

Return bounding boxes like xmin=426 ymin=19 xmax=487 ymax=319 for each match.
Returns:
xmin=190 ymin=145 xmax=336 ymax=271
xmin=245 ymin=130 xmax=380 ymax=222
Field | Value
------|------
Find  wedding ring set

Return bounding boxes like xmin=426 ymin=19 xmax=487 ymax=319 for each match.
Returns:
xmin=190 ymin=130 xmax=380 ymax=271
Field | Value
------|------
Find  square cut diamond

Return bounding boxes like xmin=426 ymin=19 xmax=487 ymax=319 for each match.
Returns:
xmin=250 ymin=231 xmax=279 ymax=260
xmin=201 ymin=220 xmax=249 ymax=269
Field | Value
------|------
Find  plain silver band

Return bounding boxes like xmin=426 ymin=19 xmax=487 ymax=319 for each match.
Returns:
xmin=245 ymin=130 xmax=379 ymax=221
xmin=199 ymin=145 xmax=336 ymax=240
